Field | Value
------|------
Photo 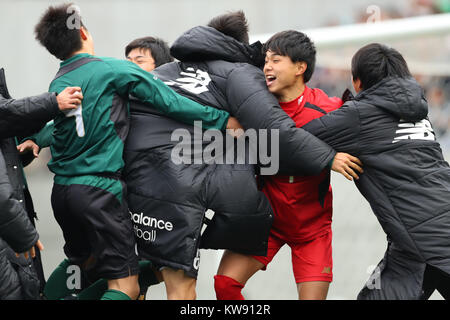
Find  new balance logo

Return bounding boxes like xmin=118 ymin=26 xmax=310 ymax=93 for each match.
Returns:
xmin=164 ymin=67 xmax=211 ymax=95
xmin=392 ymin=119 xmax=435 ymax=143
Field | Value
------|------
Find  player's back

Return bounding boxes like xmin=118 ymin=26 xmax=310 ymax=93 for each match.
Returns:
xmin=48 ymin=53 xmax=129 ymax=178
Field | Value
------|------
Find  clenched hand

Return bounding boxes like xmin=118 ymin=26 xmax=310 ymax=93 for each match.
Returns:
xmin=56 ymin=87 xmax=83 ymax=111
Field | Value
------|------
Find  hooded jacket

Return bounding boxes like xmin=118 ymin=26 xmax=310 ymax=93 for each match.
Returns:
xmin=124 ymin=26 xmax=337 ymax=274
xmin=303 ymin=76 xmax=450 ymax=299
xmin=0 ymin=68 xmax=59 ymax=299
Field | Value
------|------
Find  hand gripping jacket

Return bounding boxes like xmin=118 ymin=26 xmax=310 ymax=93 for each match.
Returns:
xmin=123 ymin=27 xmax=336 ymax=274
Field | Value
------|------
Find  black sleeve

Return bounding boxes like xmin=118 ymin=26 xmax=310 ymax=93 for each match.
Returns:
xmin=226 ymin=65 xmax=336 ymax=176
xmin=0 ymin=150 xmax=38 ymax=253
xmin=0 ymin=93 xmax=60 ymax=139
xmin=302 ymin=103 xmax=361 ymax=155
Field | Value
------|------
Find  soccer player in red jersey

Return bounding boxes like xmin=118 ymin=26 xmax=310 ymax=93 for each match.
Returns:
xmin=214 ymin=30 xmax=362 ymax=300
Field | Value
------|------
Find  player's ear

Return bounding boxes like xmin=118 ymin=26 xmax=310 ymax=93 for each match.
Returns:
xmin=80 ymin=26 xmax=88 ymax=41
xmin=352 ymin=77 xmax=363 ymax=93
xmin=295 ymin=61 xmax=307 ymax=77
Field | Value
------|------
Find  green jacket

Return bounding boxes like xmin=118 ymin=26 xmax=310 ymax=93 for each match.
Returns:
xmin=46 ymin=53 xmax=229 ymax=183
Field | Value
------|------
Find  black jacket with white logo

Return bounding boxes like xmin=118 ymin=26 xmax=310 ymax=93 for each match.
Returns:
xmin=303 ymin=76 xmax=450 ymax=299
xmin=124 ymin=26 xmax=336 ymax=273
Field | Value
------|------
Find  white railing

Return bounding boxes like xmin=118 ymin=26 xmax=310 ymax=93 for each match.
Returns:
xmin=250 ymin=13 xmax=450 ymax=49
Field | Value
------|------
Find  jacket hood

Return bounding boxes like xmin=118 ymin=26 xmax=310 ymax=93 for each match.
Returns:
xmin=355 ymin=76 xmax=428 ymax=122
xmin=170 ymin=26 xmax=265 ymax=67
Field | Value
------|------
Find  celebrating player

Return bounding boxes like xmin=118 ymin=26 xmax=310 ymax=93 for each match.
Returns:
xmin=302 ymin=43 xmax=450 ymax=300
xmin=32 ymin=3 xmax=235 ymax=300
xmin=214 ymin=30 xmax=361 ymax=300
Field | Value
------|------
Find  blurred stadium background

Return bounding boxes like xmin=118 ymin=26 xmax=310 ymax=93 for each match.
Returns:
xmin=1 ymin=0 xmax=449 ymax=300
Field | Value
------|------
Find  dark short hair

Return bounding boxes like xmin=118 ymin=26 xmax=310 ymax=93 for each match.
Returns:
xmin=263 ymin=30 xmax=316 ymax=83
xmin=35 ymin=3 xmax=85 ymax=61
xmin=351 ymin=43 xmax=412 ymax=90
xmin=125 ymin=37 xmax=174 ymax=67
xmin=207 ymin=10 xmax=249 ymax=44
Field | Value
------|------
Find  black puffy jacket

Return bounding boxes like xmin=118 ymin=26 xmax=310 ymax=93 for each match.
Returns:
xmin=0 ymin=68 xmax=60 ymax=299
xmin=303 ymin=76 xmax=450 ymax=299
xmin=124 ymin=27 xmax=336 ymax=274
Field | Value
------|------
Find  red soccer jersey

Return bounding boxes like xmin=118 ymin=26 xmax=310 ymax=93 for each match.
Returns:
xmin=262 ymin=86 xmax=343 ymax=242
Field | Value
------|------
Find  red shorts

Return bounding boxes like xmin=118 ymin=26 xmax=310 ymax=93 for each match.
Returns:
xmin=252 ymin=229 xmax=333 ymax=283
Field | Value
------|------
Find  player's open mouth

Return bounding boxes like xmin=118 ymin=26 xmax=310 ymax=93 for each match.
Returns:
xmin=266 ymin=75 xmax=276 ymax=87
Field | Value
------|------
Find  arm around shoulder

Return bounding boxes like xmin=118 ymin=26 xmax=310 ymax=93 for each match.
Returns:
xmin=108 ymin=58 xmax=230 ymax=131
xmin=0 ymin=93 xmax=59 ymax=139
xmin=226 ymin=65 xmax=337 ymax=176
xmin=302 ymin=103 xmax=361 ymax=155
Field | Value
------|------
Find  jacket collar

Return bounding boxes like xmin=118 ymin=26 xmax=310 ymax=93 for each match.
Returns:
xmin=60 ymin=53 xmax=93 ymax=67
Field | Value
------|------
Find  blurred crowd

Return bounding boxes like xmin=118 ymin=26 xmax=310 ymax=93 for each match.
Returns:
xmin=310 ymin=0 xmax=450 ymax=154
